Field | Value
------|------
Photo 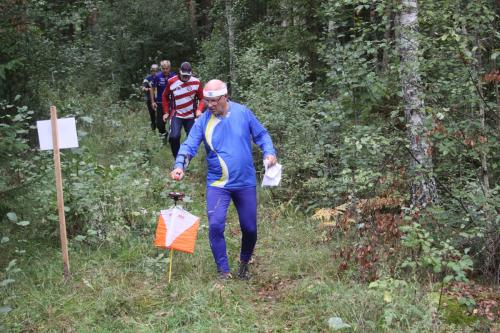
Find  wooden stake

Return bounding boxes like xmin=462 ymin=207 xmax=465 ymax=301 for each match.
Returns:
xmin=50 ymin=106 xmax=70 ymax=278
xmin=168 ymin=249 xmax=174 ymax=283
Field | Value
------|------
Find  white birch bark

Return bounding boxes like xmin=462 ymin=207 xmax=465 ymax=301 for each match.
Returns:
xmin=398 ymin=0 xmax=437 ymax=207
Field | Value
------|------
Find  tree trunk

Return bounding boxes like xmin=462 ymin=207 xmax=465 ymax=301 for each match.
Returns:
xmin=198 ymin=0 xmax=212 ymax=36
xmin=381 ymin=5 xmax=393 ymax=72
xmin=280 ymin=1 xmax=288 ymax=27
xmin=186 ymin=0 xmax=197 ymax=37
xmin=398 ymin=0 xmax=437 ymax=207
xmin=474 ymin=36 xmax=490 ymax=193
xmin=493 ymin=59 xmax=500 ymax=133
xmin=474 ymin=34 xmax=498 ymax=283
xmin=87 ymin=6 xmax=98 ymax=35
xmin=304 ymin=0 xmax=319 ymax=82
xmin=225 ymin=0 xmax=236 ymax=95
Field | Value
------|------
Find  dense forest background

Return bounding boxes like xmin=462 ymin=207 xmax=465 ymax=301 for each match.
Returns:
xmin=1 ymin=0 xmax=498 ymax=331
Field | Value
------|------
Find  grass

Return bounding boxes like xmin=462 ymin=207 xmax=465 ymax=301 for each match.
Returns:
xmin=4 ymin=213 xmax=341 ymax=332
xmin=1 ymin=93 xmax=493 ymax=332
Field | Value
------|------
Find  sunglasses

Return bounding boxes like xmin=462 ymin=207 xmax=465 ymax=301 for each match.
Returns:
xmin=203 ymin=96 xmax=224 ymax=104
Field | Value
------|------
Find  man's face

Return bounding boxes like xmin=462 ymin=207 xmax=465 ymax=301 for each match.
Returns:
xmin=180 ymin=74 xmax=191 ymax=82
xmin=151 ymin=68 xmax=158 ymax=75
xmin=204 ymin=95 xmax=227 ymax=116
xmin=161 ymin=65 xmax=170 ymax=75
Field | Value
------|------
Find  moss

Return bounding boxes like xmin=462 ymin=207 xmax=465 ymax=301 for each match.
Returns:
xmin=442 ymin=297 xmax=478 ymax=326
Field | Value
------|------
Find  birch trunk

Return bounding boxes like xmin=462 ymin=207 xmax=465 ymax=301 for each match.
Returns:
xmin=225 ymin=0 xmax=236 ymax=95
xmin=398 ymin=0 xmax=437 ymax=207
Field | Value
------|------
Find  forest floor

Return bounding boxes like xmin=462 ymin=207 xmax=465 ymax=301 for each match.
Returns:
xmin=1 ymin=96 xmax=497 ymax=332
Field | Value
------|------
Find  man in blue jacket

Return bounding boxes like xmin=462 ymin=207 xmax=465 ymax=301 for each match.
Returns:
xmin=170 ymin=79 xmax=278 ymax=280
xmin=142 ymin=64 xmax=158 ymax=130
xmin=151 ymin=60 xmax=176 ymax=137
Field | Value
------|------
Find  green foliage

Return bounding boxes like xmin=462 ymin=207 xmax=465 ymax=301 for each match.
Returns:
xmin=236 ymin=48 xmax=322 ymax=205
xmin=0 ymin=212 xmax=27 ymax=316
xmin=401 ymin=222 xmax=473 ymax=283
xmin=62 ymin=149 xmax=164 ymax=241
xmin=0 ymin=100 xmax=29 ymax=170
xmin=0 ymin=98 xmax=46 ymax=216
xmin=196 ymin=19 xmax=230 ymax=84
xmin=444 ymin=300 xmax=477 ymax=326
xmin=14 ymin=90 xmax=170 ymax=243
xmin=92 ymin=0 xmax=196 ymax=97
xmin=368 ymin=278 xmax=431 ymax=331
xmin=399 ymin=206 xmax=478 ymax=296
xmin=0 ymin=97 xmax=44 ymax=318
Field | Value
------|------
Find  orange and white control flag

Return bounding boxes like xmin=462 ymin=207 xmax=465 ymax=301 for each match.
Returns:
xmin=154 ymin=207 xmax=200 ymax=254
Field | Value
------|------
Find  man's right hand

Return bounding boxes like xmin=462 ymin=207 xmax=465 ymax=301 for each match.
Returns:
xmin=152 ymin=102 xmax=157 ymax=111
xmin=264 ymin=155 xmax=278 ymax=168
xmin=171 ymin=168 xmax=184 ymax=181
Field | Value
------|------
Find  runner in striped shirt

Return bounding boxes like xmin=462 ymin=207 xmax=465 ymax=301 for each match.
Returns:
xmin=162 ymin=62 xmax=205 ymax=158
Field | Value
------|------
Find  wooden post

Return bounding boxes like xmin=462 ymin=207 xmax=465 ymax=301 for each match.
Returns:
xmin=168 ymin=249 xmax=174 ymax=283
xmin=50 ymin=106 xmax=70 ymax=278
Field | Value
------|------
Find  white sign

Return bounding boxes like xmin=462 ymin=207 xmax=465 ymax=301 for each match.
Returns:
xmin=37 ymin=117 xmax=79 ymax=150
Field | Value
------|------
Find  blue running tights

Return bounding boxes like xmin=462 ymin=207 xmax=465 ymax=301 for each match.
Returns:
xmin=206 ymin=186 xmax=257 ymax=273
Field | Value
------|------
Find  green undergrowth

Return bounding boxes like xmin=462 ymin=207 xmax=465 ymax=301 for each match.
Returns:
xmin=441 ymin=297 xmax=478 ymax=326
xmin=1 ymin=92 xmax=491 ymax=332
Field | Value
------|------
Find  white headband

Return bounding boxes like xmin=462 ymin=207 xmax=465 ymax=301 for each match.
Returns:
xmin=203 ymin=87 xmax=227 ymax=98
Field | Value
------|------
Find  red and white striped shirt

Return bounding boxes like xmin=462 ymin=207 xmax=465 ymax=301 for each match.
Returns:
xmin=162 ymin=75 xmax=203 ymax=119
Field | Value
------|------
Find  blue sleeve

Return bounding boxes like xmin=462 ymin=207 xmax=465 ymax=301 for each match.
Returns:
xmin=247 ymin=109 xmax=276 ymax=158
xmin=143 ymin=76 xmax=151 ymax=88
xmin=174 ymin=119 xmax=204 ymax=169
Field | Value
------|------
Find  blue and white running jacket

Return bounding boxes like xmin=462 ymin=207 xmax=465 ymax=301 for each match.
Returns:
xmin=174 ymin=101 xmax=276 ymax=188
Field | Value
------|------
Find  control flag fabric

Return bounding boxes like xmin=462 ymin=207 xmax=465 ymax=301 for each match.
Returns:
xmin=154 ymin=207 xmax=200 ymax=254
